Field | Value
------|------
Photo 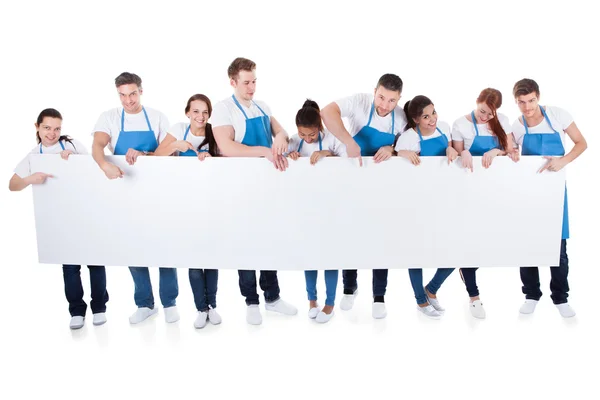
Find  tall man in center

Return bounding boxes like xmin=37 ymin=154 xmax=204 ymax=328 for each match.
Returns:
xmin=212 ymin=57 xmax=298 ymax=325
xmin=321 ymin=74 xmax=407 ymax=319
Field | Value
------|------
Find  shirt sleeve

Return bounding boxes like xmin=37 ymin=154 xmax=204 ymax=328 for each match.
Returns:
xmin=92 ymin=111 xmax=114 ymax=137
xmin=551 ymin=106 xmax=574 ymax=131
xmin=451 ymin=119 xmax=464 ymax=141
xmin=210 ymin=102 xmax=233 ymax=128
xmin=335 ymin=93 xmax=361 ymax=118
xmin=70 ymin=139 xmax=89 ymax=154
xmin=13 ymin=154 xmax=31 ymax=178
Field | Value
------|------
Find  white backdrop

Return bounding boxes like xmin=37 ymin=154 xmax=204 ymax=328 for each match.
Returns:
xmin=1 ymin=1 xmax=598 ymax=399
xmin=31 ymin=155 xmax=566 ymax=269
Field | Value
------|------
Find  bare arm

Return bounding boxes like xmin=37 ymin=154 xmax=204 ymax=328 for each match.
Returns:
xmin=213 ymin=125 xmax=270 ymax=157
xmin=452 ymin=140 xmax=465 ymax=153
xmin=270 ymin=116 xmax=288 ymax=139
xmin=9 ymin=174 xmax=29 ymax=191
xmin=563 ymin=122 xmax=587 ymax=163
xmin=153 ymin=134 xmax=178 ymax=156
xmin=92 ymin=132 xmax=111 ymax=168
xmin=321 ymin=102 xmax=354 ymax=146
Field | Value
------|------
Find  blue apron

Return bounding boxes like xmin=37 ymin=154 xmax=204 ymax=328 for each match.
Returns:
xmin=417 ymin=126 xmax=448 ymax=156
xmin=179 ymin=125 xmax=205 ymax=157
xmin=40 ymin=140 xmax=65 ymax=154
xmin=231 ymin=95 xmax=272 ymax=147
xmin=468 ymin=111 xmax=500 ymax=156
xmin=298 ymin=132 xmax=323 ymax=153
xmin=521 ymin=106 xmax=569 ymax=239
xmin=354 ymin=103 xmax=395 ymax=156
xmin=113 ymin=107 xmax=158 ymax=156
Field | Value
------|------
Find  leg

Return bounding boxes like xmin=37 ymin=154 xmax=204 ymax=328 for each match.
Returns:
xmin=159 ymin=267 xmax=179 ymax=308
xmin=459 ymin=268 xmax=480 ymax=298
xmin=88 ymin=265 xmax=108 ymax=314
xmin=128 ymin=266 xmax=154 ymax=309
xmin=324 ymin=270 xmax=339 ymax=307
xmin=304 ymin=270 xmax=318 ymax=302
xmin=238 ymin=270 xmax=259 ymax=305
xmin=408 ymin=268 xmax=426 ymax=305
xmin=372 ymin=269 xmax=388 ymax=299
xmin=520 ymin=267 xmax=542 ymax=301
xmin=342 ymin=269 xmax=358 ymax=294
xmin=550 ymin=239 xmax=570 ymax=305
xmin=204 ymin=269 xmax=219 ymax=309
xmin=63 ymin=265 xmax=86 ymax=316
xmin=259 ymin=270 xmax=281 ymax=303
xmin=189 ymin=268 xmax=207 ymax=311
xmin=426 ymin=268 xmax=455 ymax=295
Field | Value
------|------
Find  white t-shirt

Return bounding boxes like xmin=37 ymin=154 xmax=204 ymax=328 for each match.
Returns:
xmin=168 ymin=122 xmax=210 ymax=153
xmin=92 ymin=106 xmax=169 ymax=154
xmin=511 ymin=106 xmax=573 ymax=148
xmin=14 ymin=138 xmax=87 ymax=178
xmin=394 ymin=121 xmax=451 ymax=153
xmin=211 ymin=96 xmax=273 ymax=144
xmin=287 ymin=130 xmax=347 ymax=157
xmin=451 ymin=113 xmax=511 ymax=151
xmin=335 ymin=93 xmax=407 ymax=137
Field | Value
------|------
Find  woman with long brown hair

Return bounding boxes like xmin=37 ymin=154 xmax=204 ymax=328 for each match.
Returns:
xmin=451 ymin=88 xmax=515 ymax=319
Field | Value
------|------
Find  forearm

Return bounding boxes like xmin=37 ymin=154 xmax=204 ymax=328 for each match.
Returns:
xmin=219 ymin=140 xmax=269 ymax=157
xmin=92 ymin=142 xmax=109 ymax=168
xmin=563 ymin=139 xmax=587 ymax=164
xmin=9 ymin=175 xmax=29 ymax=191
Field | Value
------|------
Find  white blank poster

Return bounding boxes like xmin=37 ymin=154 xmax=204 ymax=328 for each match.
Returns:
xmin=30 ymin=155 xmax=565 ymax=269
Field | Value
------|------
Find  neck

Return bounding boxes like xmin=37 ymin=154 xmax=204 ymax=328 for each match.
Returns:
xmin=234 ymin=93 xmax=252 ymax=108
xmin=125 ymin=105 xmax=143 ymax=114
xmin=419 ymin=126 xmax=436 ymax=136
xmin=189 ymin=124 xmax=205 ymax=136
xmin=524 ymin=106 xmax=543 ymax=123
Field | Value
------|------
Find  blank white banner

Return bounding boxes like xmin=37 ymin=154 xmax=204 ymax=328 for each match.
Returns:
xmin=30 ymin=155 xmax=565 ymax=269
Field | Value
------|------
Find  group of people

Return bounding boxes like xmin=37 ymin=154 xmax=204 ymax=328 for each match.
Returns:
xmin=9 ymin=57 xmax=587 ymax=330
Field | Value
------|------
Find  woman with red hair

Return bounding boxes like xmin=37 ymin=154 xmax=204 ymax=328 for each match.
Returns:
xmin=451 ymin=88 xmax=515 ymax=319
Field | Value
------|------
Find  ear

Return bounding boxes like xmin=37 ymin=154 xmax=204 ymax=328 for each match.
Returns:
xmin=230 ymin=78 xmax=237 ymax=89
xmin=139 ymin=88 xmax=144 ymax=96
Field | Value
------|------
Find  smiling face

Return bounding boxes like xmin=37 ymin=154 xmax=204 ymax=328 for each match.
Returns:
xmin=414 ymin=104 xmax=437 ymax=133
xmin=475 ymin=102 xmax=495 ymax=124
xmin=298 ymin=126 xmax=320 ymax=144
xmin=36 ymin=117 xmax=63 ymax=147
xmin=373 ymin=85 xmax=401 ymax=117
xmin=515 ymin=92 xmax=540 ymax=118
xmin=118 ymin=83 xmax=143 ymax=114
xmin=186 ymin=100 xmax=210 ymax=131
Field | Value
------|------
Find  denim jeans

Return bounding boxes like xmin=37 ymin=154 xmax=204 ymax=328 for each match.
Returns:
xmin=63 ymin=265 xmax=109 ymax=317
xmin=342 ymin=269 xmax=388 ymax=297
xmin=305 ymin=270 xmax=339 ymax=306
xmin=238 ymin=270 xmax=280 ymax=305
xmin=459 ymin=268 xmax=479 ymax=297
xmin=189 ymin=268 xmax=218 ymax=311
xmin=521 ymin=239 xmax=569 ymax=304
xmin=408 ymin=268 xmax=455 ymax=305
xmin=129 ymin=267 xmax=178 ymax=308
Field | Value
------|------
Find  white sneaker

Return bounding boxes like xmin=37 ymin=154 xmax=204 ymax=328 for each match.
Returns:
xmin=340 ymin=290 xmax=358 ymax=311
xmin=129 ymin=307 xmax=158 ymax=324
xmin=556 ymin=303 xmax=576 ymax=318
xmin=315 ymin=310 xmax=334 ymax=323
xmin=417 ymin=304 xmax=442 ymax=319
xmin=372 ymin=302 xmax=387 ymax=319
xmin=246 ymin=304 xmax=262 ymax=325
xmin=92 ymin=312 xmax=107 ymax=326
xmin=164 ymin=306 xmax=180 ymax=323
xmin=265 ymin=299 xmax=298 ymax=315
xmin=469 ymin=300 xmax=486 ymax=319
xmin=425 ymin=288 xmax=445 ymax=312
xmin=519 ymin=299 xmax=539 ymax=314
xmin=194 ymin=311 xmax=208 ymax=329
xmin=69 ymin=316 xmax=85 ymax=330
xmin=308 ymin=306 xmax=320 ymax=319
xmin=208 ymin=306 xmax=222 ymax=325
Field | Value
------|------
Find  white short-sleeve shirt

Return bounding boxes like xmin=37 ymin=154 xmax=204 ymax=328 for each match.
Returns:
xmin=451 ymin=112 xmax=511 ymax=151
xmin=168 ymin=122 xmax=210 ymax=153
xmin=287 ymin=130 xmax=347 ymax=157
xmin=511 ymin=106 xmax=573 ymax=148
xmin=394 ymin=121 xmax=451 ymax=153
xmin=211 ymin=96 xmax=273 ymax=144
xmin=92 ymin=106 xmax=170 ymax=154
xmin=14 ymin=138 xmax=87 ymax=178
xmin=335 ymin=93 xmax=407 ymax=137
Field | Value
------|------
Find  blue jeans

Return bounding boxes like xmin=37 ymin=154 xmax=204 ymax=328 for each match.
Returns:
xmin=63 ymin=265 xmax=109 ymax=317
xmin=189 ymin=268 xmax=218 ymax=311
xmin=238 ymin=270 xmax=280 ymax=305
xmin=521 ymin=239 xmax=569 ymax=304
xmin=459 ymin=268 xmax=479 ymax=297
xmin=305 ymin=270 xmax=339 ymax=306
xmin=129 ymin=267 xmax=178 ymax=309
xmin=408 ymin=268 xmax=454 ymax=305
xmin=342 ymin=269 xmax=388 ymax=297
